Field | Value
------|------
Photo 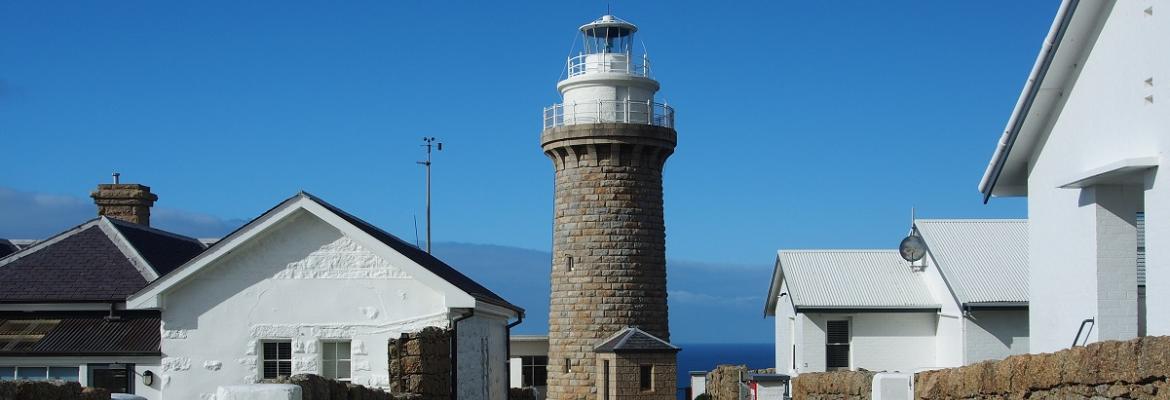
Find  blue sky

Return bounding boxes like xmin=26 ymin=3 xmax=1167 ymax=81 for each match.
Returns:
xmin=1 ymin=1 xmax=1053 ymax=332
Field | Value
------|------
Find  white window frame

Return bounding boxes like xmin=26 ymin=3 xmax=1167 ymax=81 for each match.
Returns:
xmin=261 ymin=340 xmax=293 ymax=379
xmin=0 ymin=366 xmax=80 ymax=381
xmin=320 ymin=341 xmax=352 ymax=382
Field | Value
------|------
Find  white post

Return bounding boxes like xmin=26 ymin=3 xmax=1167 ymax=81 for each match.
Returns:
xmin=598 ymin=99 xmax=602 ymax=122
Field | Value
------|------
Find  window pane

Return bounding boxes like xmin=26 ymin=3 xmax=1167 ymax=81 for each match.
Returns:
xmin=827 ymin=345 xmax=850 ymax=369
xmin=48 ymin=367 xmax=79 ymax=382
xmin=263 ymin=342 xmax=278 ymax=361
xmin=639 ymin=365 xmax=653 ymax=391
xmin=322 ymin=360 xmax=336 ymax=379
xmin=336 ymin=361 xmax=350 ymax=380
xmin=278 ymin=361 xmax=291 ymax=377
xmin=827 ymin=321 xmax=849 ymax=344
xmin=263 ymin=361 xmax=279 ymax=379
xmin=17 ymin=367 xmax=47 ymax=380
xmin=336 ymin=342 xmax=350 ymax=360
xmin=322 ymin=343 xmax=336 ymax=362
xmin=0 ymin=367 xmax=14 ymax=381
xmin=277 ymin=342 xmax=291 ymax=359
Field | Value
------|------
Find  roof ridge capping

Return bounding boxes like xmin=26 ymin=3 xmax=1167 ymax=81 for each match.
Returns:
xmin=915 ymin=218 xmax=1026 ymax=223
xmin=102 ymin=217 xmax=207 ymax=247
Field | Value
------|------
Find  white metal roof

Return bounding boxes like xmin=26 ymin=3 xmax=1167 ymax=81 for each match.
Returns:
xmin=915 ymin=219 xmax=1028 ymax=305
xmin=774 ymin=250 xmax=938 ymax=311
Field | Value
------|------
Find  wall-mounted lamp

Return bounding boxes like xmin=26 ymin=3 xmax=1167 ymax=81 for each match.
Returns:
xmin=142 ymin=370 xmax=154 ymax=386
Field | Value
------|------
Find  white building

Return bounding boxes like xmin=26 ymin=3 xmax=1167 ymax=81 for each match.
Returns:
xmin=978 ymin=0 xmax=1166 ymax=353
xmin=764 ymin=219 xmax=1028 ymax=375
xmin=0 ymin=186 xmax=523 ymax=400
xmin=507 ymin=335 xmax=548 ymax=400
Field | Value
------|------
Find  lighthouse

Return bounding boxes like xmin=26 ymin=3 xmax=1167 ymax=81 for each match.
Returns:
xmin=542 ymin=14 xmax=679 ymax=400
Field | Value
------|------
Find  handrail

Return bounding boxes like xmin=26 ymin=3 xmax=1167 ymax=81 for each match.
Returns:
xmin=1072 ymin=318 xmax=1095 ymax=347
xmin=565 ymin=53 xmax=650 ymax=78
xmin=543 ymin=99 xmax=675 ymax=129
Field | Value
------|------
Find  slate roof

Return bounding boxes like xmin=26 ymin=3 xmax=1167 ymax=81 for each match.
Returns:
xmin=0 ymin=240 xmax=18 ymax=259
xmin=0 ymin=312 xmax=161 ymax=356
xmin=774 ymin=250 xmax=939 ymax=311
xmin=106 ymin=218 xmax=206 ymax=277
xmin=593 ymin=326 xmax=678 ymax=353
xmin=915 ymin=219 xmax=1028 ymax=305
xmin=0 ymin=218 xmax=206 ymax=303
xmin=0 ymin=225 xmax=149 ymax=303
xmin=304 ymin=192 xmax=524 ymax=314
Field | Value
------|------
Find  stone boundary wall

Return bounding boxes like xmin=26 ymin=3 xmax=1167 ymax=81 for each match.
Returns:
xmin=791 ymin=371 xmax=877 ymax=400
xmin=790 ymin=336 xmax=1170 ymax=400
xmin=262 ymin=374 xmax=412 ymax=400
xmin=0 ymin=380 xmax=110 ymax=400
xmin=388 ymin=326 xmax=452 ymax=400
xmin=706 ymin=365 xmax=747 ymax=400
xmin=916 ymin=336 xmax=1170 ymax=399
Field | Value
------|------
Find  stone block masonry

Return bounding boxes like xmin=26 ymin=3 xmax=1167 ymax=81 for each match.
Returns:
xmin=790 ymin=336 xmax=1170 ymax=400
xmin=387 ymin=327 xmax=451 ymax=400
xmin=542 ymin=123 xmax=677 ymax=400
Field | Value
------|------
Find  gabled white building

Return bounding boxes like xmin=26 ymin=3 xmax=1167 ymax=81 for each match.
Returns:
xmin=764 ymin=219 xmax=1028 ymax=375
xmin=979 ymin=0 xmax=1166 ymax=353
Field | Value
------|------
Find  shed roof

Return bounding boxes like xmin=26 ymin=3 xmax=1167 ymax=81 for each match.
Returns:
xmin=593 ymin=326 xmax=678 ymax=353
xmin=770 ymin=250 xmax=938 ymax=313
xmin=0 ymin=312 xmax=161 ymax=356
xmin=915 ymin=219 xmax=1028 ymax=305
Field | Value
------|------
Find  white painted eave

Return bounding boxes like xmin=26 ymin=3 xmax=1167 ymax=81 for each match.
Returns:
xmin=1057 ymin=156 xmax=1160 ymax=188
xmin=979 ymin=0 xmax=1113 ymax=201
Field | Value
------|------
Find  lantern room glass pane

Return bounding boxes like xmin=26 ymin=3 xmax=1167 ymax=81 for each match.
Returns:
xmin=583 ymin=27 xmax=633 ymax=54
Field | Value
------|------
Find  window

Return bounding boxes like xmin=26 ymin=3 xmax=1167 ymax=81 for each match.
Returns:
xmin=826 ymin=320 xmax=850 ymax=370
xmin=520 ymin=356 xmax=547 ymax=387
xmin=262 ymin=341 xmax=292 ymax=379
xmin=603 ymin=360 xmax=611 ymax=400
xmin=638 ymin=365 xmax=653 ymax=392
xmin=563 ymin=358 xmax=571 ymax=373
xmin=0 ymin=366 xmax=78 ymax=382
xmin=321 ymin=342 xmax=351 ymax=381
xmin=1138 ymin=211 xmax=1147 ymax=337
xmin=89 ymin=364 xmax=131 ymax=394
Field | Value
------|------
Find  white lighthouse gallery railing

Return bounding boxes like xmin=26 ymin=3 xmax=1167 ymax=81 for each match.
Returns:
xmin=566 ymin=53 xmax=651 ymax=78
xmin=543 ymin=99 xmax=675 ymax=129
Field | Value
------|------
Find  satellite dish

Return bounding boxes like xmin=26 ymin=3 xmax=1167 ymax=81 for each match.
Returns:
xmin=899 ymin=231 xmax=926 ymax=262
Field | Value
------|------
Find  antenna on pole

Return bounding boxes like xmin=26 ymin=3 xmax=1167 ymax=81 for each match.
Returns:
xmin=417 ymin=137 xmax=443 ymax=253
xmin=413 ymin=215 xmax=421 ymax=248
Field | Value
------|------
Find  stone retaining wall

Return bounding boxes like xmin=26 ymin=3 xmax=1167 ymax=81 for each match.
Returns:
xmin=0 ymin=380 xmax=110 ymax=400
xmin=388 ymin=326 xmax=451 ymax=400
xmin=916 ymin=336 xmax=1170 ymax=399
xmin=791 ymin=371 xmax=877 ymax=400
xmin=790 ymin=336 xmax=1170 ymax=400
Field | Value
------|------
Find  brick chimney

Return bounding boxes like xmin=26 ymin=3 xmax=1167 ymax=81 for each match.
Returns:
xmin=91 ymin=183 xmax=158 ymax=226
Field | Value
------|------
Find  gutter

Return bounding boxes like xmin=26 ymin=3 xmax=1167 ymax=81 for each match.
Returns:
xmin=978 ymin=0 xmax=1081 ymax=203
xmin=504 ymin=313 xmax=524 ymax=390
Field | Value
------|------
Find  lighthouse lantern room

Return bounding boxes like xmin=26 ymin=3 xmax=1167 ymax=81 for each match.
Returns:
xmin=544 ymin=15 xmax=674 ymax=129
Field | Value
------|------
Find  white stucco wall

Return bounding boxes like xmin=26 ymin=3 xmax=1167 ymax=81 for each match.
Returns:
xmin=156 ymin=211 xmax=452 ymax=400
xmin=1022 ymin=0 xmax=1168 ymax=353
xmin=798 ymin=313 xmax=938 ymax=374
xmin=456 ymin=313 xmax=509 ymax=400
xmin=918 ymin=254 xmax=964 ymax=368
xmin=964 ymin=309 xmax=1029 ymax=363
xmin=773 ymin=281 xmax=796 ymax=375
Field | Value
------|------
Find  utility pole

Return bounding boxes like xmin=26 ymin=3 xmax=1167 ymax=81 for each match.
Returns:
xmin=417 ymin=137 xmax=442 ymax=253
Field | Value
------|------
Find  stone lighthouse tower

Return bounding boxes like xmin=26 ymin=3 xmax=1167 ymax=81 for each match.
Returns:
xmin=542 ymin=14 xmax=679 ymax=400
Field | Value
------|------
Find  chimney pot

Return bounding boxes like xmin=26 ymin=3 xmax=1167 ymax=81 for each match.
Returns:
xmin=91 ymin=183 xmax=158 ymax=226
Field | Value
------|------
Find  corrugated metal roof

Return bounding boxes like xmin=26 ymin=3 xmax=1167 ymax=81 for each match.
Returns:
xmin=0 ymin=313 xmax=160 ymax=356
xmin=914 ymin=219 xmax=1028 ymax=305
xmin=777 ymin=250 xmax=938 ymax=309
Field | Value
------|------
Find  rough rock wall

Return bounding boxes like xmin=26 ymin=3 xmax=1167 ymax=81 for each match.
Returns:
xmin=705 ymin=365 xmax=748 ymax=400
xmin=791 ymin=371 xmax=876 ymax=400
xmin=388 ymin=327 xmax=452 ymax=400
xmin=0 ymin=380 xmax=109 ymax=400
xmin=262 ymin=374 xmax=410 ymax=400
xmin=916 ymin=336 xmax=1170 ymax=400
xmin=542 ymin=123 xmax=677 ymax=400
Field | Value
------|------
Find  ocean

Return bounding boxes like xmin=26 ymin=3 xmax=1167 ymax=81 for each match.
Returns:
xmin=675 ymin=343 xmax=774 ymax=399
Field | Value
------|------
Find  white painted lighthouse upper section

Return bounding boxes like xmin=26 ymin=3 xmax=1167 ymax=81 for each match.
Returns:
xmin=543 ymin=15 xmax=675 ymax=129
